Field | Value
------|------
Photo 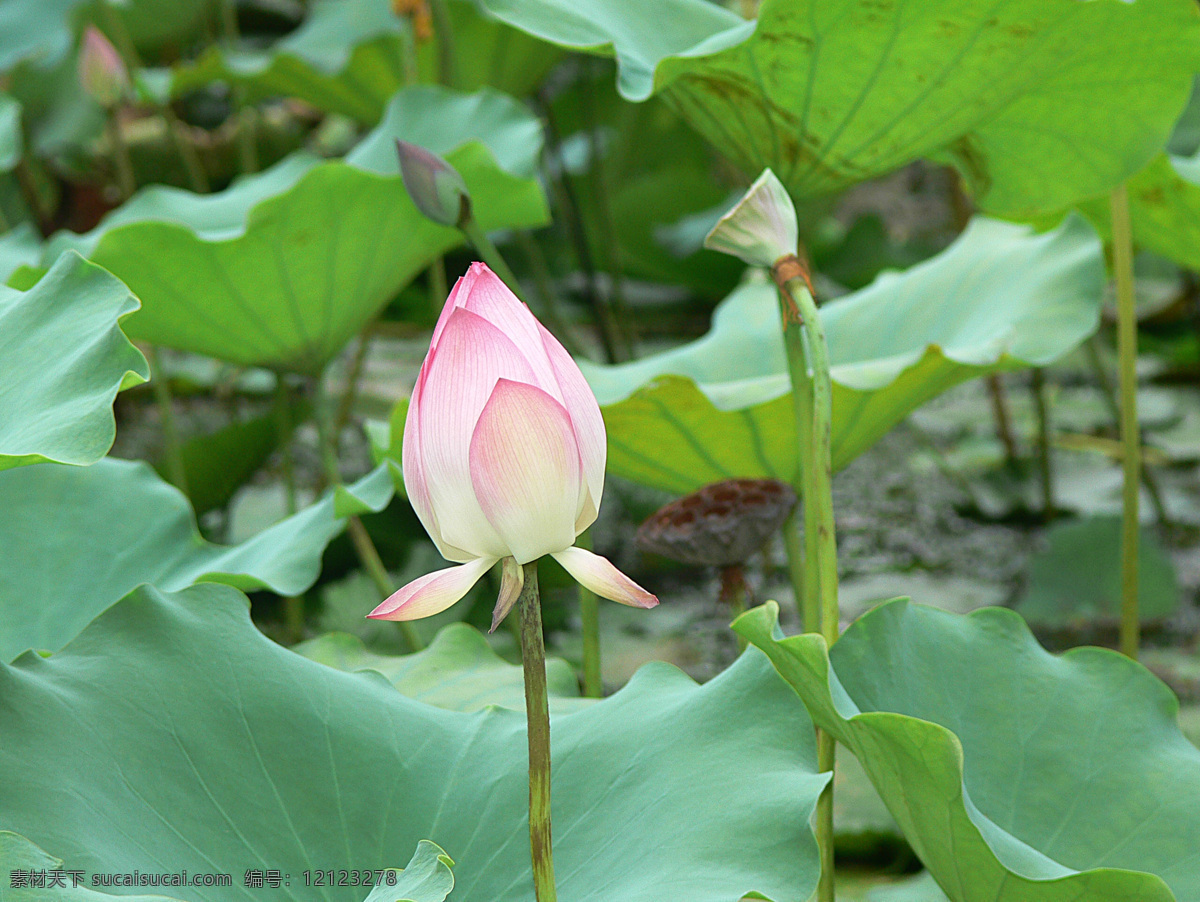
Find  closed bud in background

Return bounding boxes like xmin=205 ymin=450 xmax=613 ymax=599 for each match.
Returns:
xmin=78 ymin=26 xmax=130 ymax=109
xmin=395 ymin=139 xmax=472 ymax=228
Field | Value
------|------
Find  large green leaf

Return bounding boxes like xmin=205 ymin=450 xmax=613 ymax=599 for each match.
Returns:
xmin=297 ymin=623 xmax=591 ymax=714
xmin=0 ymin=458 xmax=393 ymax=661
xmin=0 ymin=0 xmax=87 ymax=73
xmin=480 ymin=0 xmax=1200 ymax=217
xmin=584 ymin=215 xmax=1102 ymax=493
xmin=0 ymin=252 xmax=147 ymax=472
xmin=0 ymin=583 xmax=828 ymax=902
xmin=737 ymin=599 xmax=1200 ymax=902
xmin=1015 ymin=516 xmax=1180 ymax=629
xmin=0 ymin=833 xmax=452 ymax=902
xmin=171 ymin=0 xmax=557 ymax=123
xmin=40 ymin=86 xmax=548 ymax=373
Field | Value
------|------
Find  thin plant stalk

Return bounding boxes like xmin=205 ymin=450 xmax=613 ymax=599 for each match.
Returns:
xmin=427 ymin=0 xmax=457 ymax=87
xmin=460 ymin=218 xmax=523 ymax=294
xmin=773 ymin=264 xmax=839 ymax=902
xmin=720 ymin=565 xmax=748 ymax=652
xmin=517 ymin=560 xmax=557 ymax=902
xmin=1030 ymin=367 xmax=1055 ymax=521
xmin=273 ymin=373 xmax=306 ymax=641
xmin=220 ymin=0 xmax=257 ymax=173
xmin=333 ymin=335 xmax=372 ymax=446
xmin=105 ymin=112 xmax=136 ymax=201
xmin=314 ymin=372 xmax=423 ymax=652
xmin=514 ymin=230 xmax=584 ymax=356
xmin=99 ymin=3 xmax=208 ymax=193
xmin=1084 ymin=337 xmax=1170 ymax=527
xmin=147 ymin=346 xmax=188 ymax=495
xmin=575 ymin=530 xmax=602 ymax=698
xmin=987 ymin=374 xmax=1019 ymax=464
xmin=1111 ymin=183 xmax=1140 ymax=660
xmin=781 ymin=513 xmax=809 ymax=628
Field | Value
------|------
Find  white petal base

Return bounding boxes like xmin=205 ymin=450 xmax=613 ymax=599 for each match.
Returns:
xmin=368 ymin=557 xmax=497 ymax=621
xmin=551 ymin=546 xmax=658 ymax=609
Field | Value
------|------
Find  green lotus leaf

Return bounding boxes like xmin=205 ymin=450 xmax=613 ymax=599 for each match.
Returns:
xmin=584 ymin=215 xmax=1102 ymax=493
xmin=297 ymin=623 xmax=591 ymax=714
xmin=0 ymin=832 xmax=186 ymax=902
xmin=1015 ymin=515 xmax=1180 ymax=628
xmin=0 ymin=223 xmax=41 ymax=283
xmin=0 ymin=0 xmax=88 ymax=73
xmin=171 ymin=0 xmax=557 ymax=123
xmin=0 ymin=251 xmax=148 ymax=472
xmin=479 ymin=0 xmax=1200 ymax=217
xmin=0 ymin=458 xmax=393 ymax=661
xmin=736 ymin=599 xmax=1200 ymax=902
xmin=361 ymin=841 xmax=454 ymax=902
xmin=40 ymin=85 xmax=548 ymax=373
xmin=0 ymin=582 xmax=828 ymax=902
xmin=156 ymin=397 xmax=311 ymax=516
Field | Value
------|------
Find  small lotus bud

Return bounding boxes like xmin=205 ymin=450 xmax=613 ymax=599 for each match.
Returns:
xmin=395 ymin=139 xmax=472 ymax=228
xmin=78 ymin=27 xmax=130 ymax=109
xmin=704 ymin=168 xmax=798 ymax=268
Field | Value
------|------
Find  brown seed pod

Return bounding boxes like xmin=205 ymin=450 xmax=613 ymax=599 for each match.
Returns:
xmin=636 ymin=479 xmax=797 ymax=568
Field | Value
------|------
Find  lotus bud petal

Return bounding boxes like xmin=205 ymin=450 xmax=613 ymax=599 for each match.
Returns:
xmin=395 ymin=139 xmax=472 ymax=228
xmin=704 ymin=168 xmax=798 ymax=268
xmin=370 ymin=262 xmax=657 ymax=622
xmin=78 ymin=27 xmax=130 ymax=109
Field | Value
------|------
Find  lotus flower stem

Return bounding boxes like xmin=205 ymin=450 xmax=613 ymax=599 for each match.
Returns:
xmin=576 ymin=530 xmax=602 ymax=698
xmin=1111 ymin=183 xmax=1140 ymax=660
xmin=146 ymin=347 xmax=188 ymax=496
xmin=517 ymin=560 xmax=558 ymax=902
xmin=459 ymin=218 xmax=522 ymax=294
xmin=775 ymin=268 xmax=839 ymax=902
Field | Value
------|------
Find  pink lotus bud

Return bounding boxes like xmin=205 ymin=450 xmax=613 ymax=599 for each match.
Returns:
xmin=395 ymin=139 xmax=471 ymax=228
xmin=369 ymin=263 xmax=657 ymax=622
xmin=78 ymin=27 xmax=130 ymax=109
xmin=704 ymin=168 xmax=798 ymax=268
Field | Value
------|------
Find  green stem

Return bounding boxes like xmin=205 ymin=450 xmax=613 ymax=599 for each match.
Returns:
xmin=1084 ymin=337 xmax=1171 ymax=528
xmin=576 ymin=530 xmax=602 ymax=698
xmin=333 ymin=335 xmax=372 ymax=448
xmin=776 ymin=268 xmax=839 ymax=902
xmin=460 ymin=217 xmax=523 ymax=292
xmin=314 ymin=372 xmax=423 ymax=652
xmin=987 ymin=374 xmax=1019 ymax=465
xmin=1111 ymin=184 xmax=1140 ymax=661
xmin=147 ymin=347 xmax=188 ymax=495
xmin=106 ymin=112 xmax=136 ymax=201
xmin=427 ymin=0 xmax=457 ymax=87
xmin=164 ymin=105 xmax=209 ymax=193
xmin=514 ymin=230 xmax=584 ymax=356
xmin=429 ymin=256 xmax=448 ymax=310
xmin=518 ymin=560 xmax=557 ymax=902
xmin=219 ymin=0 xmax=257 ymax=174
xmin=778 ymin=288 xmax=820 ymax=632
xmin=721 ymin=566 xmax=748 ymax=652
xmin=1030 ymin=367 xmax=1055 ymax=521
xmin=781 ymin=512 xmax=809 ymax=629
xmin=274 ymin=375 xmax=305 ymax=643
xmin=273 ymin=374 xmax=297 ymax=515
